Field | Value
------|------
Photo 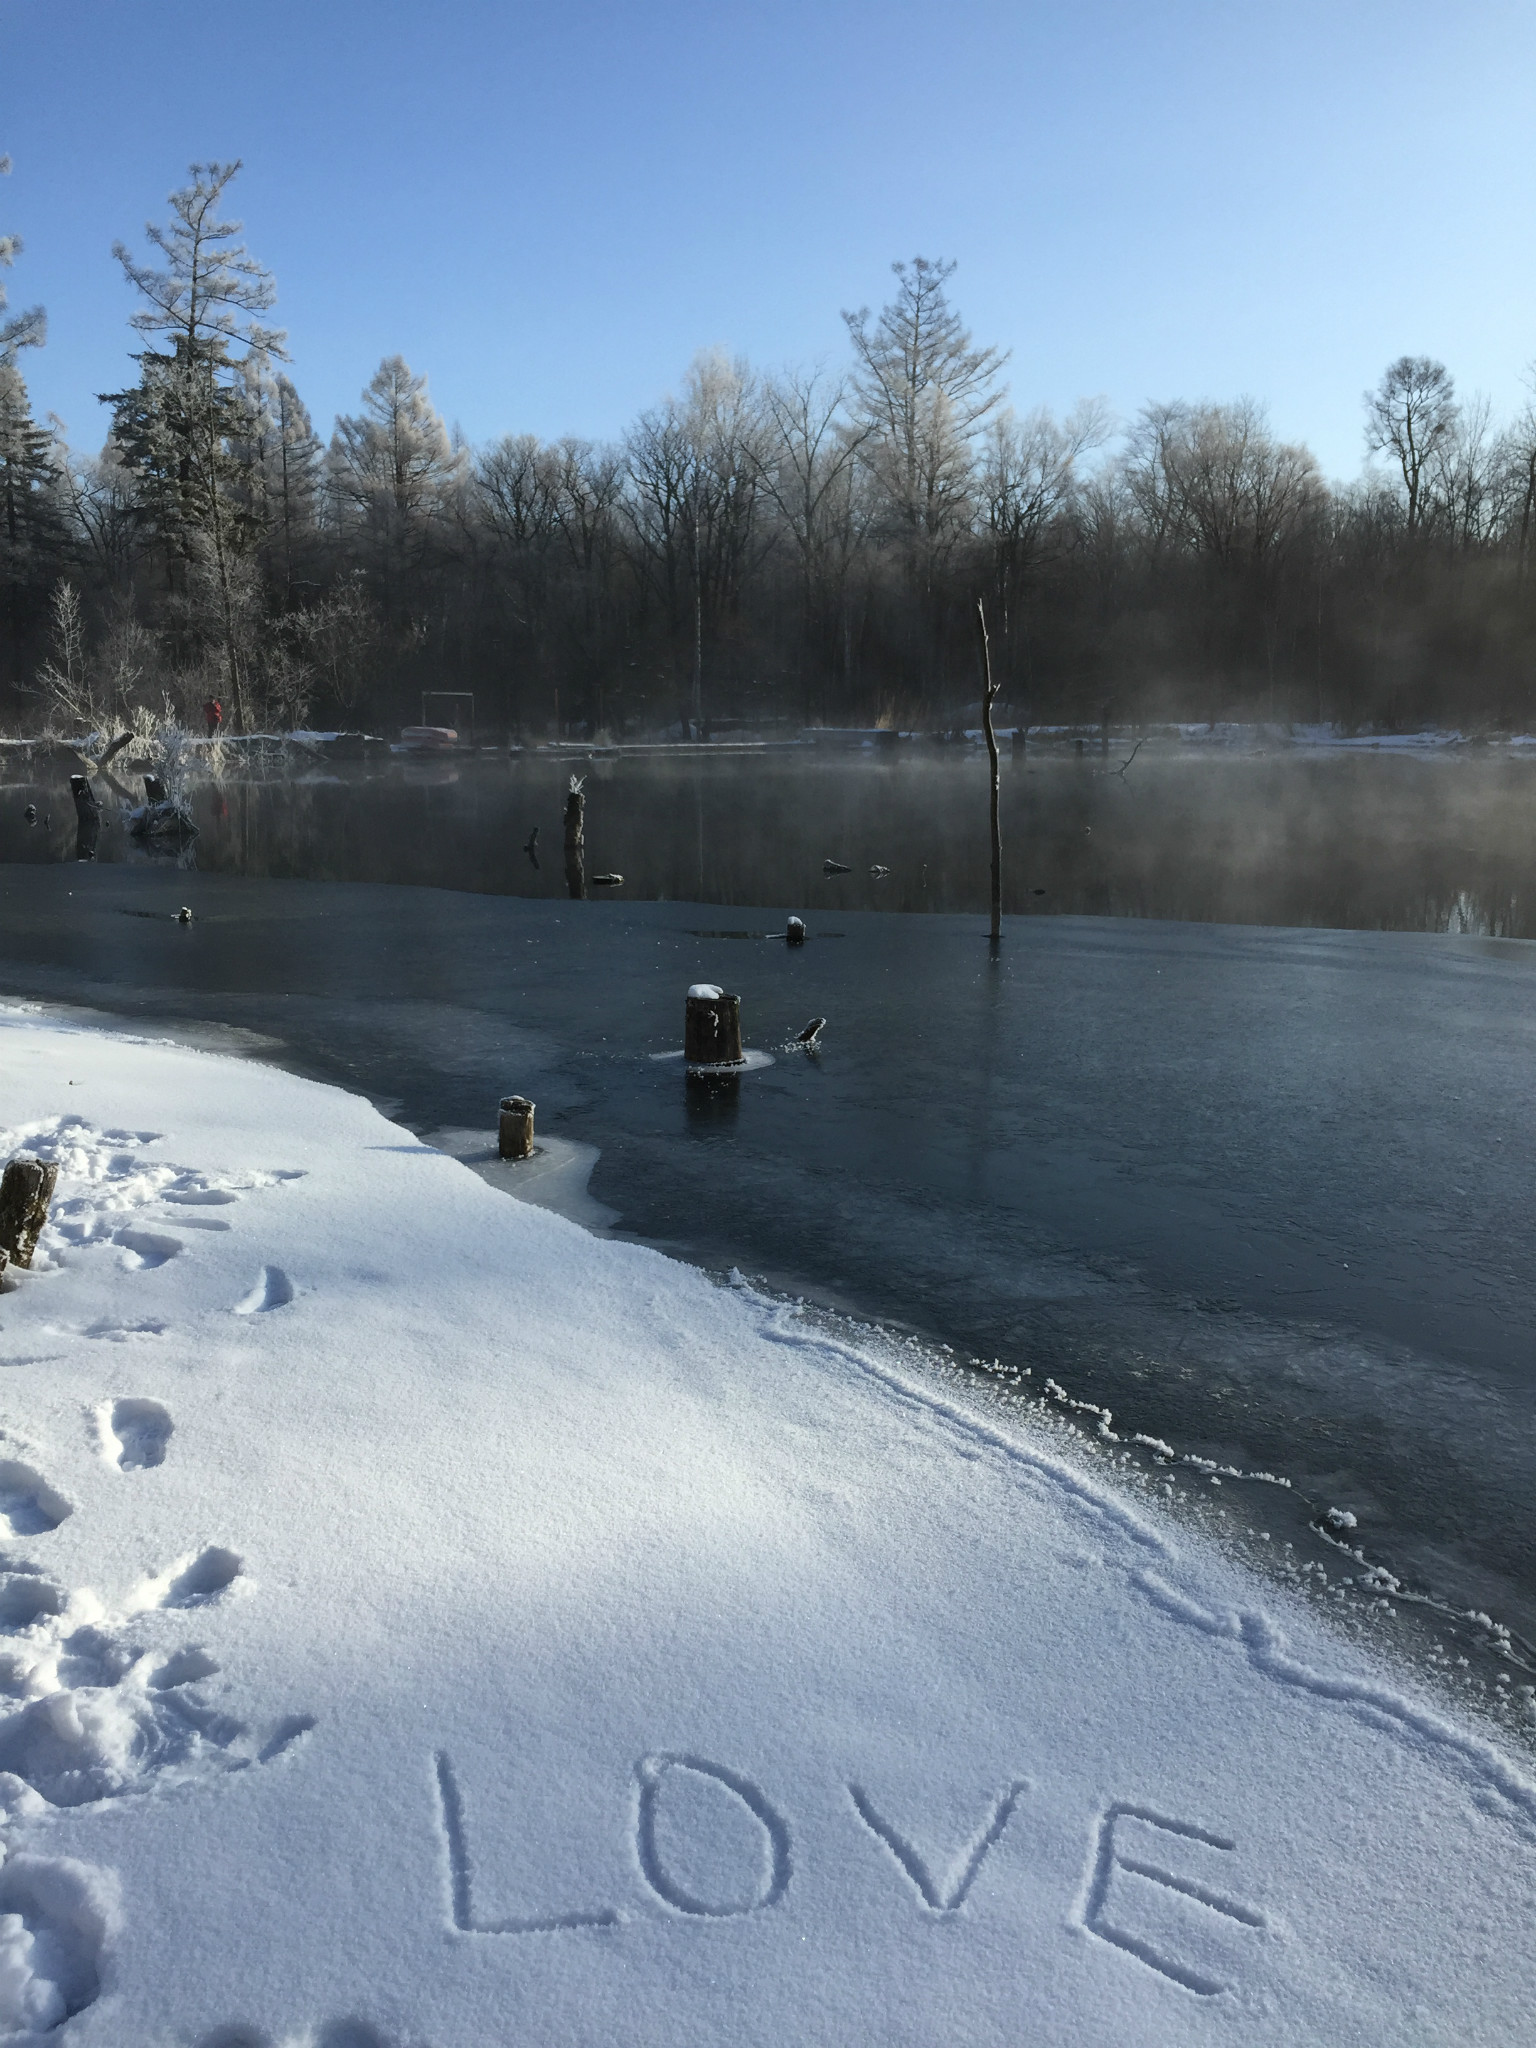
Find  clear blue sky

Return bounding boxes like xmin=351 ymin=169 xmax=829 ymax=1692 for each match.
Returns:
xmin=4 ymin=0 xmax=1533 ymax=480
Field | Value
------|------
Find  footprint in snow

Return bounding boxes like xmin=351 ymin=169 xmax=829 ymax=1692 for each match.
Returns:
xmin=0 ymin=1571 xmax=66 ymax=1632
xmin=113 ymin=1229 xmax=183 ymax=1272
xmin=0 ymin=1463 xmax=71 ymax=1537
xmin=233 ymin=1266 xmax=293 ymax=1315
xmin=100 ymin=1398 xmax=172 ymax=1472
xmin=196 ymin=2023 xmax=399 ymax=2048
xmin=80 ymin=1318 xmax=167 ymax=1343
xmin=163 ymin=1546 xmax=244 ymax=1607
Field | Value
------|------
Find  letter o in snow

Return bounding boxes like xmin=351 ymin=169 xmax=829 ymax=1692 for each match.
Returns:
xmin=634 ymin=1755 xmax=791 ymax=1917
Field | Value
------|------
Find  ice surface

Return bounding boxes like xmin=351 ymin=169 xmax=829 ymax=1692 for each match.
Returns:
xmin=0 ymin=1010 xmax=1531 ymax=2043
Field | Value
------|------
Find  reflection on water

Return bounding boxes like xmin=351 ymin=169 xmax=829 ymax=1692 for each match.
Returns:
xmin=5 ymin=743 xmax=1536 ymax=932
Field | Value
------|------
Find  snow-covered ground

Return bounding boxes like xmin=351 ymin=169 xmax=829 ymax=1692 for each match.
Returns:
xmin=0 ymin=1011 xmax=1530 ymax=2046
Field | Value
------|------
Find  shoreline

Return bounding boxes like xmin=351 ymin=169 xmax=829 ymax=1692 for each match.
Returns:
xmin=0 ymin=1011 xmax=1533 ymax=2037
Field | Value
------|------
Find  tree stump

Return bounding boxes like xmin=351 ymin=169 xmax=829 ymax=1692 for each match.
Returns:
xmin=685 ymin=987 xmax=743 ymax=1067
xmin=144 ymin=774 xmax=168 ymax=805
xmin=69 ymin=776 xmax=101 ymax=862
xmin=499 ymin=1096 xmax=535 ymax=1160
xmin=786 ymin=916 xmax=806 ymax=945
xmin=0 ymin=1157 xmax=59 ymax=1269
xmin=563 ymin=786 xmax=584 ymax=849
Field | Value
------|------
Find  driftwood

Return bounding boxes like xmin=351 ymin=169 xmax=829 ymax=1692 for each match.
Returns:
xmin=498 ymin=1096 xmax=535 ymax=1161
xmin=0 ymin=1157 xmax=58 ymax=1269
xmin=795 ymin=1017 xmax=826 ymax=1047
xmin=685 ymin=989 xmax=744 ymax=1067
xmin=822 ymin=859 xmax=851 ymax=875
xmin=591 ymin=872 xmax=624 ymax=887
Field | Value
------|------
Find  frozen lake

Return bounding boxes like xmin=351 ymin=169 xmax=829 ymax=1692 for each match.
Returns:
xmin=0 ymin=842 xmax=1533 ymax=1705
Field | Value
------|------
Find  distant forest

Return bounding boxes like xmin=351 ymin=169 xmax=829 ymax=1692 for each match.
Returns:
xmin=3 ymin=159 xmax=1536 ymax=739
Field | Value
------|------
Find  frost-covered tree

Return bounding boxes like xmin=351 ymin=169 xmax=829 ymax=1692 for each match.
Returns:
xmin=327 ymin=356 xmax=463 ymax=607
xmin=0 ymin=152 xmax=46 ymax=362
xmin=843 ymin=258 xmax=1006 ymax=569
xmin=625 ymin=350 xmax=769 ymax=724
xmin=102 ymin=161 xmax=285 ymax=730
xmin=235 ymin=353 xmax=321 ymax=594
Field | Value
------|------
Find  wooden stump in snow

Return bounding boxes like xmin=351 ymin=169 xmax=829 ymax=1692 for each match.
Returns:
xmin=498 ymin=1096 xmax=536 ymax=1160
xmin=0 ymin=1156 xmax=59 ymax=1269
xmin=685 ymin=986 xmax=744 ymax=1067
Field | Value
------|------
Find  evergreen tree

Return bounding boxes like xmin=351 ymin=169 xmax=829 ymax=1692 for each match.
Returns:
xmin=0 ymin=155 xmax=59 ymax=629
xmin=328 ymin=356 xmax=463 ymax=611
xmin=101 ymin=161 xmax=284 ymax=730
xmin=235 ymin=354 xmax=321 ymax=597
xmin=0 ymin=359 xmax=64 ymax=604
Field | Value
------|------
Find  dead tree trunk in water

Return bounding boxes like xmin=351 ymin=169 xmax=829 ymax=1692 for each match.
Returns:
xmin=69 ymin=775 xmax=101 ymax=862
xmin=975 ymin=599 xmax=1002 ymax=946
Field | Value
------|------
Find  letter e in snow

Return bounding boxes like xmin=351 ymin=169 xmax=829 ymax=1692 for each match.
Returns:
xmin=1079 ymin=1803 xmax=1265 ymax=1996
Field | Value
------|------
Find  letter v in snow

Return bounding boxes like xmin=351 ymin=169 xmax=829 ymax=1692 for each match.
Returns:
xmin=848 ymin=1780 xmax=1031 ymax=1910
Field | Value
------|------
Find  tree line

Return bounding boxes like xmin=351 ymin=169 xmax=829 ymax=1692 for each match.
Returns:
xmin=3 ymin=158 xmax=1536 ymax=739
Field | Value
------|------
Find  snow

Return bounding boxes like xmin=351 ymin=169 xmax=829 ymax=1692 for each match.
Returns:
xmin=686 ymin=984 xmax=723 ymax=999
xmin=0 ymin=1008 xmax=1531 ymax=2045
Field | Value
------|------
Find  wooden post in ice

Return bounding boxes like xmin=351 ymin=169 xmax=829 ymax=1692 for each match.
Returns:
xmin=0 ymin=1156 xmax=59 ymax=1269
xmin=498 ymin=1096 xmax=535 ymax=1160
xmin=975 ymin=598 xmax=1003 ymax=946
xmin=563 ymin=777 xmax=585 ymax=851
xmin=685 ymin=985 xmax=744 ymax=1067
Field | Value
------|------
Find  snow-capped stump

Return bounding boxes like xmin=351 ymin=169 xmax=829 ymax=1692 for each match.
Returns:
xmin=563 ymin=775 xmax=585 ymax=849
xmin=685 ymin=986 xmax=744 ymax=1069
xmin=0 ymin=1158 xmax=59 ymax=1271
xmin=786 ymin=916 xmax=806 ymax=945
xmin=498 ymin=1095 xmax=535 ymax=1161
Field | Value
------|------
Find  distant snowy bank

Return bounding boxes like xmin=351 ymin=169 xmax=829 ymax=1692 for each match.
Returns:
xmin=0 ymin=1010 xmax=1530 ymax=2044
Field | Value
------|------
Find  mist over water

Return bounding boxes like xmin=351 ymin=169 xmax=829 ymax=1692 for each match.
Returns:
xmin=5 ymin=742 xmax=1535 ymax=936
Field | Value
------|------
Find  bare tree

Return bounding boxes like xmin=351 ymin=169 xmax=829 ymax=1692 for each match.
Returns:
xmin=759 ymin=365 xmax=870 ymax=716
xmin=979 ymin=399 xmax=1109 ymax=690
xmin=1364 ymin=356 xmax=1458 ymax=539
xmin=625 ymin=351 xmax=769 ymax=728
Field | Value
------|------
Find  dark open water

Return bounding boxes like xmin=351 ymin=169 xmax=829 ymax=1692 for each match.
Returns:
xmin=3 ymin=739 xmax=1536 ymax=1708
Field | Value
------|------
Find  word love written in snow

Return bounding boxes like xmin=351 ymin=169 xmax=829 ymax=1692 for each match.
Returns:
xmin=434 ymin=1751 xmax=1268 ymax=1999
